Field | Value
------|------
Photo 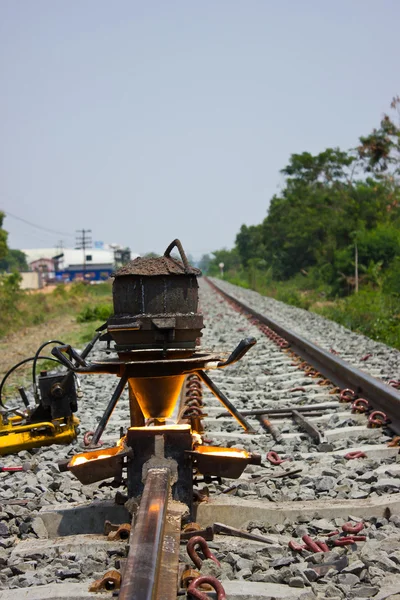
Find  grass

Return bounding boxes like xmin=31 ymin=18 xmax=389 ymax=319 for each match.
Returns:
xmin=313 ymin=291 xmax=400 ymax=350
xmin=0 ymin=281 xmax=112 ymax=339
xmin=0 ymin=282 xmax=113 ymax=404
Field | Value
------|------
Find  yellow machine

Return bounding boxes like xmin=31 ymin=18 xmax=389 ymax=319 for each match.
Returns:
xmin=0 ymin=412 xmax=79 ymax=455
xmin=0 ymin=334 xmax=101 ymax=455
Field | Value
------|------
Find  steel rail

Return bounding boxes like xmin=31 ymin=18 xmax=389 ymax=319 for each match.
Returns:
xmin=118 ymin=468 xmax=170 ymax=600
xmin=206 ymin=277 xmax=400 ymax=434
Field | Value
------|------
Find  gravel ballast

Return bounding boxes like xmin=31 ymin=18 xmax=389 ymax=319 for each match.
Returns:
xmin=0 ymin=278 xmax=399 ymax=598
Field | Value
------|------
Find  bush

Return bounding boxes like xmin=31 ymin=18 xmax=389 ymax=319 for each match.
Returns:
xmin=77 ymin=303 xmax=113 ymax=323
xmin=275 ymin=287 xmax=311 ymax=310
xmin=383 ymin=257 xmax=400 ymax=296
xmin=314 ymin=290 xmax=400 ymax=349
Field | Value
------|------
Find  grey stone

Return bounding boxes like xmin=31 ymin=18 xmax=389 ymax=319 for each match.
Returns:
xmin=225 ymin=552 xmax=241 ymax=566
xmin=311 ymin=518 xmax=335 ymax=532
xmin=236 ymin=557 xmax=254 ymax=572
xmin=237 ymin=567 xmax=252 ymax=580
xmin=0 ymin=523 xmax=9 ymax=537
xmin=357 ymin=472 xmax=378 ymax=483
xmin=270 ymin=556 xmax=296 ymax=568
xmin=31 ymin=517 xmax=48 ymax=539
xmin=0 ymin=550 xmax=8 ymax=567
xmin=349 ymin=490 xmax=369 ymax=499
xmin=361 ymin=549 xmax=400 ymax=573
xmin=353 ymin=585 xmax=380 ymax=597
xmin=289 ymin=576 xmax=305 ymax=588
xmin=304 ymin=568 xmax=319 ymax=582
xmin=390 ymin=515 xmax=400 ymax=528
xmin=323 ymin=583 xmax=345 ymax=598
xmin=316 ymin=477 xmax=336 ymax=492
xmin=55 ymin=568 xmax=81 ymax=579
xmin=374 ymin=479 xmax=400 ymax=491
xmin=201 ymin=558 xmax=222 ymax=578
xmin=343 ymin=560 xmax=365 ymax=575
xmin=10 ymin=561 xmax=37 ymax=575
xmin=336 ymin=573 xmax=360 ymax=586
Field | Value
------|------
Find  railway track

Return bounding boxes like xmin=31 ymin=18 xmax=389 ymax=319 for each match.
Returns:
xmin=1 ymin=268 xmax=400 ymax=600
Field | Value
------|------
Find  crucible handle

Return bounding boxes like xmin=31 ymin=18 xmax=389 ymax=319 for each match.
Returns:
xmin=217 ymin=337 xmax=257 ymax=368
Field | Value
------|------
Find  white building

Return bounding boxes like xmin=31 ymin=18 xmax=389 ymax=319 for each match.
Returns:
xmin=22 ymin=247 xmax=138 ymax=283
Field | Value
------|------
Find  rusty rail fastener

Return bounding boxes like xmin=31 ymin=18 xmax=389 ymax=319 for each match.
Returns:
xmin=186 ymin=536 xmax=220 ymax=570
xmin=333 ymin=536 xmax=366 ymax=546
xmin=351 ymin=398 xmax=369 ymax=413
xmin=342 ymin=522 xmax=364 ymax=534
xmin=344 ymin=450 xmax=367 ymax=460
xmin=89 ymin=570 xmax=121 ymax=592
xmin=266 ymin=451 xmax=288 ymax=466
xmin=340 ymin=388 xmax=356 ymax=403
xmin=83 ymin=430 xmax=103 ymax=447
xmin=302 ymin=535 xmax=328 ymax=553
xmin=187 ymin=576 xmax=226 ymax=600
xmin=368 ymin=411 xmax=388 ymax=428
xmin=181 ymin=569 xmax=203 ymax=590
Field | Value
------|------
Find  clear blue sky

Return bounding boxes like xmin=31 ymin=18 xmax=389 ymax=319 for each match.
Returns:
xmin=1 ymin=0 xmax=399 ymax=259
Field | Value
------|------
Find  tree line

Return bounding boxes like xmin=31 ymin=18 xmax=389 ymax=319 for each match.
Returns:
xmin=202 ymin=98 xmax=400 ymax=298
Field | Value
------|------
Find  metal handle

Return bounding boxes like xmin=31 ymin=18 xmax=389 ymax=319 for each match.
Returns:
xmin=217 ymin=337 xmax=257 ymax=368
xmin=164 ymin=239 xmax=191 ymax=273
xmin=51 ymin=345 xmax=89 ymax=372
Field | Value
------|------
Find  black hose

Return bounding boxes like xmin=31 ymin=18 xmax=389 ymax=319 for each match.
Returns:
xmin=0 ymin=356 xmax=62 ymax=407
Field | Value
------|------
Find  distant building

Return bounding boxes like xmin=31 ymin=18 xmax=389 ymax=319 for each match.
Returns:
xmin=22 ymin=246 xmax=137 ymax=283
xmin=29 ymin=257 xmax=55 ymax=283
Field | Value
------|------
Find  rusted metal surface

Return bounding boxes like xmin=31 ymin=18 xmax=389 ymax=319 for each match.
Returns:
xmin=207 ymin=277 xmax=400 ymax=435
xmin=291 ymin=410 xmax=322 ymax=445
xmin=126 ymin=427 xmax=192 ymax=510
xmin=181 ymin=568 xmax=201 ymax=589
xmin=368 ymin=410 xmax=388 ymax=427
xmin=188 ymin=445 xmax=261 ymax=479
xmin=213 ymin=522 xmax=275 ymax=544
xmin=186 ymin=536 xmax=220 ymax=569
xmin=258 ymin=414 xmax=283 ymax=442
xmin=89 ymin=569 xmax=121 ymax=592
xmin=119 ymin=468 xmax=170 ymax=600
xmin=155 ymin=505 xmax=182 ymax=600
xmin=216 ymin=402 xmax=339 ymax=418
xmin=104 ymin=521 xmax=131 ymax=541
xmin=266 ymin=451 xmax=288 ymax=466
xmin=187 ymin=576 xmax=226 ymax=600
xmin=109 ymin=240 xmax=203 ymax=354
xmin=113 ymin=256 xmax=199 ymax=277
xmin=67 ymin=446 xmax=129 ymax=485
xmin=180 ymin=526 xmax=214 ymax=541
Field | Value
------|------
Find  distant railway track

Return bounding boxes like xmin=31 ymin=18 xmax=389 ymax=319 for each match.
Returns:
xmin=205 ymin=276 xmax=400 ymax=435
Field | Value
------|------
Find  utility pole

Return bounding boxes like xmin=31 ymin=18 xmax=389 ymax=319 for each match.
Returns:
xmin=75 ymin=229 xmax=92 ymax=281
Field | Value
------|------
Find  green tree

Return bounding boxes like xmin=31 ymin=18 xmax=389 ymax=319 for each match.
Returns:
xmin=235 ymin=224 xmax=264 ymax=266
xmin=0 ymin=212 xmax=8 ymax=262
xmin=198 ymin=254 xmax=212 ymax=274
xmin=0 ymin=249 xmax=28 ymax=272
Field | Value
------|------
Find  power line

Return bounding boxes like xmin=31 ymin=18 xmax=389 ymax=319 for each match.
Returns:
xmin=2 ymin=210 xmax=75 ymax=238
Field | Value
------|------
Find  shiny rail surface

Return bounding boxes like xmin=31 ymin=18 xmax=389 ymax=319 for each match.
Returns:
xmin=119 ymin=468 xmax=170 ymax=600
